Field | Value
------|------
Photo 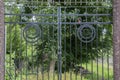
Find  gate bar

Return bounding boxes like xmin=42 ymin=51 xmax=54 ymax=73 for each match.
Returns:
xmin=4 ymin=13 xmax=111 ymax=16
xmin=113 ymin=0 xmax=120 ymax=80
xmin=0 ymin=0 xmax=5 ymax=80
xmin=57 ymin=7 xmax=62 ymax=80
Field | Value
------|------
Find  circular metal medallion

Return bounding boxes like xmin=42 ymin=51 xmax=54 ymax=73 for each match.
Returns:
xmin=77 ymin=24 xmax=96 ymax=43
xmin=23 ymin=23 xmax=41 ymax=43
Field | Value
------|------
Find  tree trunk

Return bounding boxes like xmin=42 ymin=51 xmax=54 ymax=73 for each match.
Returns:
xmin=49 ymin=60 xmax=56 ymax=73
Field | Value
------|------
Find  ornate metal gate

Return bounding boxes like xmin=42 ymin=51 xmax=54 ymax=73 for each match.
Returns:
xmin=5 ymin=0 xmax=113 ymax=80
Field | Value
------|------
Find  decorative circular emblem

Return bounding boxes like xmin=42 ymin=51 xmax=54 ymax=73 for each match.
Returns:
xmin=23 ymin=23 xmax=41 ymax=43
xmin=77 ymin=24 xmax=96 ymax=43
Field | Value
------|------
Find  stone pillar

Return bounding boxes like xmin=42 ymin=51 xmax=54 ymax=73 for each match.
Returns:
xmin=0 ymin=0 xmax=5 ymax=80
xmin=113 ymin=0 xmax=120 ymax=80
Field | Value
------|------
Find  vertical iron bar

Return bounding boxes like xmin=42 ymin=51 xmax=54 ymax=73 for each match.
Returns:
xmin=91 ymin=40 xmax=94 ymax=80
xmin=96 ymin=7 xmax=99 ymax=80
xmin=107 ymin=24 xmax=110 ymax=80
xmin=80 ymin=38 xmax=83 ymax=80
xmin=57 ymin=7 xmax=62 ymax=80
xmin=14 ymin=23 xmax=17 ymax=80
xmin=90 ymin=18 xmax=93 ymax=80
xmin=64 ymin=7 xmax=67 ymax=80
xmin=75 ymin=24 xmax=77 ymax=80
xmin=106 ymin=7 xmax=110 ymax=80
xmin=25 ymin=31 xmax=28 ymax=80
xmin=32 ymin=39 xmax=34 ymax=73
xmin=85 ymin=7 xmax=88 ymax=73
xmin=36 ymin=1 xmax=39 ymax=80
xmin=41 ymin=9 xmax=44 ymax=80
xmin=96 ymin=25 xmax=99 ymax=80
xmin=52 ymin=10 xmax=55 ymax=80
xmin=41 ymin=24 xmax=44 ymax=80
xmin=69 ymin=13 xmax=72 ymax=80
xmin=64 ymin=23 xmax=66 ymax=80
xmin=20 ymin=26 xmax=22 ymax=80
xmin=20 ymin=9 xmax=23 ymax=80
xmin=48 ymin=22 xmax=50 ymax=80
xmin=70 ymin=16 xmax=72 ymax=80
xmin=36 ymin=42 xmax=39 ymax=80
xmin=52 ymin=7 xmax=55 ymax=80
xmin=9 ymin=23 xmax=12 ymax=80
xmin=101 ymin=25 xmax=104 ymax=80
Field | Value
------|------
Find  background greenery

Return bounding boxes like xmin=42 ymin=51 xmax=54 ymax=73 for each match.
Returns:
xmin=5 ymin=0 xmax=113 ymax=80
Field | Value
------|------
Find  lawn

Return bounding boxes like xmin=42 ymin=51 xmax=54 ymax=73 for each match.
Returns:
xmin=16 ymin=61 xmax=113 ymax=80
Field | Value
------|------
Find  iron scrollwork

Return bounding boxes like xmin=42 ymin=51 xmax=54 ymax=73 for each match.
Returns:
xmin=77 ymin=24 xmax=96 ymax=43
xmin=23 ymin=23 xmax=41 ymax=43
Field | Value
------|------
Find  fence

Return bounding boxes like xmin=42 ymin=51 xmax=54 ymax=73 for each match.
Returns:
xmin=0 ymin=0 xmax=120 ymax=80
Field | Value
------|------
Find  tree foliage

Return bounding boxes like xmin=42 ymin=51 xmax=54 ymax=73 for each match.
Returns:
xmin=5 ymin=0 xmax=113 ymax=73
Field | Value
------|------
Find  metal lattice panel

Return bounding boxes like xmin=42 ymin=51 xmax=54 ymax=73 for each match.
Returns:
xmin=4 ymin=0 xmax=113 ymax=80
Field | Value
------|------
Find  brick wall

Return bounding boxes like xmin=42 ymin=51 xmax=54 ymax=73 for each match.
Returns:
xmin=0 ymin=0 xmax=5 ymax=80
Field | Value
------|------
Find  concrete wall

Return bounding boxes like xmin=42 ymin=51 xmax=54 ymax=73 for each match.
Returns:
xmin=0 ymin=0 xmax=5 ymax=80
xmin=113 ymin=0 xmax=120 ymax=80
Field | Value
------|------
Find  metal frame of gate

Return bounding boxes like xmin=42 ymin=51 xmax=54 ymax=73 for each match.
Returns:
xmin=4 ymin=0 xmax=113 ymax=80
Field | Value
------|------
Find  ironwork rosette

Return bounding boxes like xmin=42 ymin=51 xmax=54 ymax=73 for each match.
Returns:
xmin=23 ymin=23 xmax=41 ymax=43
xmin=77 ymin=24 xmax=96 ymax=43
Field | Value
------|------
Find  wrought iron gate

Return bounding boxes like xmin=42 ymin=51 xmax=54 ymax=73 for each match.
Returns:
xmin=5 ymin=0 xmax=113 ymax=80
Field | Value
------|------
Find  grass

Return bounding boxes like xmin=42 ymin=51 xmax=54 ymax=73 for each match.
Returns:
xmin=15 ymin=61 xmax=113 ymax=80
xmin=82 ymin=61 xmax=113 ymax=80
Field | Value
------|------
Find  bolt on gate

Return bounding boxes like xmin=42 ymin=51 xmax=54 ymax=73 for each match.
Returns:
xmin=4 ymin=0 xmax=113 ymax=80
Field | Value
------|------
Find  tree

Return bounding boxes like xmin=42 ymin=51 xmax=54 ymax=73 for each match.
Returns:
xmin=5 ymin=0 xmax=113 ymax=75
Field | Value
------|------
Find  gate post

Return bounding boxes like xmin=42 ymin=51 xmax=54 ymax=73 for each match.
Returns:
xmin=113 ymin=0 xmax=120 ymax=80
xmin=0 ymin=0 xmax=5 ymax=80
xmin=57 ymin=7 xmax=62 ymax=80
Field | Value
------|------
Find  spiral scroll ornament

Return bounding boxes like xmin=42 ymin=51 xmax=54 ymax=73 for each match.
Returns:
xmin=77 ymin=24 xmax=96 ymax=43
xmin=23 ymin=23 xmax=41 ymax=43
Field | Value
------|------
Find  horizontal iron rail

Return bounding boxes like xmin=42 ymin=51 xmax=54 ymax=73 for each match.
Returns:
xmin=5 ymin=13 xmax=112 ymax=17
xmin=61 ymin=22 xmax=113 ymax=24
xmin=4 ymin=1 xmax=111 ymax=4
xmin=5 ymin=22 xmax=112 ymax=25
xmin=4 ymin=5 xmax=112 ymax=8
xmin=62 ymin=14 xmax=112 ymax=16
xmin=5 ymin=13 xmax=57 ymax=16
